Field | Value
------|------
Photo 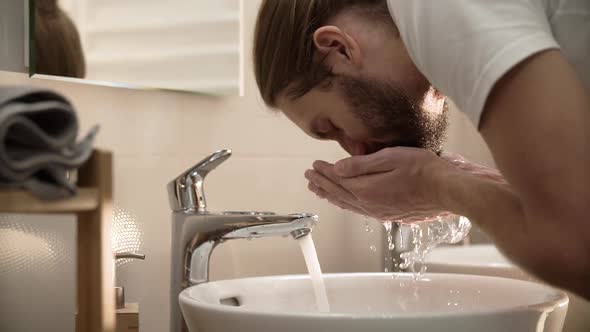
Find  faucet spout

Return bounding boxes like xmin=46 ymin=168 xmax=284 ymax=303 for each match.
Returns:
xmin=168 ymin=151 xmax=319 ymax=332
xmin=172 ymin=212 xmax=317 ymax=287
xmin=169 ymin=211 xmax=318 ymax=332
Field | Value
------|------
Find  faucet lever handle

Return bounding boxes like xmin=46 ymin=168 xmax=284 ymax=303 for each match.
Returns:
xmin=167 ymin=149 xmax=232 ymax=212
xmin=115 ymin=252 xmax=146 ymax=261
xmin=187 ymin=149 xmax=232 ymax=178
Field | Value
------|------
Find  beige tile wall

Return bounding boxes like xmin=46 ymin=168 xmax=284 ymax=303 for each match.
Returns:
xmin=0 ymin=1 xmax=496 ymax=331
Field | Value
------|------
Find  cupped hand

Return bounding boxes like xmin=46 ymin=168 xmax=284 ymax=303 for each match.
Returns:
xmin=305 ymin=147 xmax=506 ymax=222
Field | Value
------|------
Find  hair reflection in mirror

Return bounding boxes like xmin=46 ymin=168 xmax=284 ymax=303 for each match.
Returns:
xmin=35 ymin=0 xmax=86 ymax=78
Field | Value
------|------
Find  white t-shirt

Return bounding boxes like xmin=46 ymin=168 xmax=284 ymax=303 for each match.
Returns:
xmin=387 ymin=0 xmax=590 ymax=127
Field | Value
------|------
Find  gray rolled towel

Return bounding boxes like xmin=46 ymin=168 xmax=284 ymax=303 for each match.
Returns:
xmin=0 ymin=86 xmax=99 ymax=200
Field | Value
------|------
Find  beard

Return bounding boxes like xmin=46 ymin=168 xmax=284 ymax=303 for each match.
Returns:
xmin=337 ymin=75 xmax=449 ymax=154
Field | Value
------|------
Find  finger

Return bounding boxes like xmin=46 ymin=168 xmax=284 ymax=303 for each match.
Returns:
xmin=305 ymin=169 xmax=357 ymax=203
xmin=338 ymin=171 xmax=382 ymax=195
xmin=308 ymin=182 xmax=326 ymax=198
xmin=309 ymin=182 xmax=367 ymax=215
xmin=334 ymin=147 xmax=405 ymax=178
xmin=312 ymin=160 xmax=340 ymax=183
xmin=328 ymin=196 xmax=368 ymax=215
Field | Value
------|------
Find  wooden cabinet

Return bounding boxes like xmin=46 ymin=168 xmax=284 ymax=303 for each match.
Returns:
xmin=0 ymin=150 xmax=116 ymax=332
xmin=116 ymin=303 xmax=139 ymax=332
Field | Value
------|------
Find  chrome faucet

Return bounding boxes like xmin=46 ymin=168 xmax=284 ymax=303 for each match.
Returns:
xmin=167 ymin=149 xmax=318 ymax=332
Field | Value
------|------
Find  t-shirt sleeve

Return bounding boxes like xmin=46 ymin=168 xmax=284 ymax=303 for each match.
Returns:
xmin=387 ymin=0 xmax=560 ymax=128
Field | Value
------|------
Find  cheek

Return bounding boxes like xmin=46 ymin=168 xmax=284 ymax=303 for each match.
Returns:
xmin=333 ymin=109 xmax=374 ymax=141
xmin=346 ymin=123 xmax=373 ymax=141
xmin=403 ymin=69 xmax=431 ymax=101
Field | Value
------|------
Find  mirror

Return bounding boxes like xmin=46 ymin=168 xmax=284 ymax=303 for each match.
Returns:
xmin=30 ymin=0 xmax=242 ymax=95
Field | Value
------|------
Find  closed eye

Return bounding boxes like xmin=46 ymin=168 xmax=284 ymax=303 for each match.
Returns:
xmin=311 ymin=129 xmax=331 ymax=140
xmin=311 ymin=119 xmax=338 ymax=140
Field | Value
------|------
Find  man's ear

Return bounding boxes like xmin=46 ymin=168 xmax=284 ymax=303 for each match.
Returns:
xmin=313 ymin=26 xmax=362 ymax=74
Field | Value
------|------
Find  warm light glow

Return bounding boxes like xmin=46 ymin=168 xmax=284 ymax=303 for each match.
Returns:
xmin=0 ymin=215 xmax=70 ymax=275
xmin=112 ymin=207 xmax=144 ymax=267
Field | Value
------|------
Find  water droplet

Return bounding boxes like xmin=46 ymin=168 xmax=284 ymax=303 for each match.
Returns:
xmin=369 ymin=245 xmax=377 ymax=252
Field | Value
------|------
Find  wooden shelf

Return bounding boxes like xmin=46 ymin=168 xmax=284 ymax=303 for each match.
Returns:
xmin=0 ymin=188 xmax=99 ymax=213
xmin=0 ymin=150 xmax=115 ymax=332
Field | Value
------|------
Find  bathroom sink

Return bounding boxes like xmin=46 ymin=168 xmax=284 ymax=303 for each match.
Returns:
xmin=426 ymin=245 xmax=590 ymax=332
xmin=179 ymin=273 xmax=568 ymax=332
xmin=426 ymin=244 xmax=529 ymax=280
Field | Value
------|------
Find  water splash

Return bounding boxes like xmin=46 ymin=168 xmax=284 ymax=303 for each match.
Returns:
xmin=397 ymin=214 xmax=471 ymax=278
xmin=383 ymin=222 xmax=395 ymax=251
xmin=364 ymin=216 xmax=374 ymax=233
xmin=382 ymin=221 xmax=397 ymax=271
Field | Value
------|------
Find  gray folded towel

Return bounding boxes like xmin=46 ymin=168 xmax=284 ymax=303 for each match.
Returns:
xmin=0 ymin=86 xmax=99 ymax=200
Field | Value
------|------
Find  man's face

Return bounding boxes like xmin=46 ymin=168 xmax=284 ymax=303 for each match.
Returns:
xmin=277 ymin=72 xmax=449 ymax=156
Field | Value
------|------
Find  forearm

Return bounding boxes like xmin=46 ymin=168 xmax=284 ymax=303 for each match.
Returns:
xmin=478 ymin=49 xmax=590 ymax=298
xmin=433 ymin=169 xmax=524 ymax=247
xmin=433 ymin=167 xmax=590 ymax=299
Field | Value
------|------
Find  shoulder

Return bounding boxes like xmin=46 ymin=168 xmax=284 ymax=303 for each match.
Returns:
xmin=386 ymin=0 xmax=559 ymax=128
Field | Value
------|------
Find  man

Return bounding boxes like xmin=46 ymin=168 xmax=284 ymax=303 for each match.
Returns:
xmin=253 ymin=0 xmax=589 ymax=299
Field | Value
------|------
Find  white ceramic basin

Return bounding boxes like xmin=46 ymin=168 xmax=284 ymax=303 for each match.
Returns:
xmin=426 ymin=245 xmax=590 ymax=332
xmin=179 ymin=273 xmax=568 ymax=332
xmin=427 ymin=244 xmax=529 ymax=279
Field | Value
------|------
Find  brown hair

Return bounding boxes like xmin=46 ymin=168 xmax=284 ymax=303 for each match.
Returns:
xmin=35 ymin=0 xmax=86 ymax=78
xmin=253 ymin=0 xmax=391 ymax=108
